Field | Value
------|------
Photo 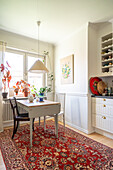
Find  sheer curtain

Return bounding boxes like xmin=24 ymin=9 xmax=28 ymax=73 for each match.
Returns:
xmin=0 ymin=41 xmax=6 ymax=132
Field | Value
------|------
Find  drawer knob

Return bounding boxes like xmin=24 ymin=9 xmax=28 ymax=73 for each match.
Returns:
xmin=103 ymin=99 xmax=106 ymax=101
xmin=103 ymin=104 xmax=106 ymax=107
xmin=102 ymin=116 xmax=106 ymax=119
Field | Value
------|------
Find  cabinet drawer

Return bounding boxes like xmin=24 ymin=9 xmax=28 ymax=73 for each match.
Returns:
xmin=92 ymin=102 xmax=113 ymax=116
xmin=92 ymin=97 xmax=113 ymax=105
xmin=92 ymin=113 xmax=113 ymax=134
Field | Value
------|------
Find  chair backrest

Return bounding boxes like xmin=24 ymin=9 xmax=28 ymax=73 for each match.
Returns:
xmin=9 ymin=97 xmax=20 ymax=119
xmin=55 ymin=93 xmax=65 ymax=112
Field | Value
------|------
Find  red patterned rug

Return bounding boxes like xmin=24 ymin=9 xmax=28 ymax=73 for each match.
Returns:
xmin=0 ymin=120 xmax=113 ymax=170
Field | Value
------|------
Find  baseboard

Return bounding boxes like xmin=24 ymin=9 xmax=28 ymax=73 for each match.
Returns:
xmin=3 ymin=120 xmax=30 ymax=128
xmin=3 ymin=116 xmax=53 ymax=128
xmin=3 ymin=120 xmax=13 ymax=128
xmin=95 ymin=128 xmax=113 ymax=139
xmin=87 ymin=127 xmax=95 ymax=134
xmin=65 ymin=121 xmax=89 ymax=134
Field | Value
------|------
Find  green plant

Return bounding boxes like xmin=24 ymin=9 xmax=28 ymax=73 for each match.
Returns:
xmin=30 ymin=85 xmax=38 ymax=96
xmin=39 ymin=86 xmax=51 ymax=94
xmin=48 ymin=73 xmax=53 ymax=81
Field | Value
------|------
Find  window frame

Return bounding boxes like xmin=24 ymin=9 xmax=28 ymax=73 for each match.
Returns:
xmin=5 ymin=47 xmax=46 ymax=89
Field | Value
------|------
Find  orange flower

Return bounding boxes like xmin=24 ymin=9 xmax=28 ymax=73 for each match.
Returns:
xmin=13 ymin=80 xmax=30 ymax=94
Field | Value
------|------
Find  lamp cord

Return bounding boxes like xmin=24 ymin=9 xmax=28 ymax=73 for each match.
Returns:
xmin=37 ymin=21 xmax=41 ymax=55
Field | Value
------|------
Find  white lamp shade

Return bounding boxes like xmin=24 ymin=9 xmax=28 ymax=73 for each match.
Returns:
xmin=28 ymin=60 xmax=49 ymax=73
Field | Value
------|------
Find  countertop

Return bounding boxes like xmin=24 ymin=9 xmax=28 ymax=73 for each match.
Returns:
xmin=91 ymin=95 xmax=113 ymax=99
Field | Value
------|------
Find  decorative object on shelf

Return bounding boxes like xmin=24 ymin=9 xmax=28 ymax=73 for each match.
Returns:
xmin=0 ymin=61 xmax=11 ymax=98
xmin=97 ymin=81 xmax=106 ymax=95
xmin=109 ymin=55 xmax=112 ymax=59
xmin=89 ymin=77 xmax=102 ymax=95
xmin=13 ymin=80 xmax=30 ymax=97
xmin=60 ymin=54 xmax=74 ymax=84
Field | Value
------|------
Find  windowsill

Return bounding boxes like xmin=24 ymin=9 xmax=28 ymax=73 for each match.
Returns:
xmin=2 ymin=96 xmax=28 ymax=101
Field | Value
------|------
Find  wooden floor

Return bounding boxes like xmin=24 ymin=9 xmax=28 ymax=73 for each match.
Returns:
xmin=0 ymin=121 xmax=113 ymax=170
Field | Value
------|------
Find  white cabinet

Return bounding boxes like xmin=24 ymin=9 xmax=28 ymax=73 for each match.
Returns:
xmin=101 ymin=33 xmax=113 ymax=76
xmin=92 ymin=97 xmax=113 ymax=134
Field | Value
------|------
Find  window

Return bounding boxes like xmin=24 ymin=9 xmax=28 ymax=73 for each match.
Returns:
xmin=28 ymin=56 xmax=44 ymax=91
xmin=5 ymin=49 xmax=45 ymax=93
xmin=4 ymin=52 xmax=23 ymax=88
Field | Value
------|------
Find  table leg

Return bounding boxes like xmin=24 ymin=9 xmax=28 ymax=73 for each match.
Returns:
xmin=55 ymin=114 xmax=58 ymax=138
xmin=30 ymin=118 xmax=33 ymax=147
xmin=39 ymin=117 xmax=40 ymax=125
xmin=44 ymin=116 xmax=46 ymax=131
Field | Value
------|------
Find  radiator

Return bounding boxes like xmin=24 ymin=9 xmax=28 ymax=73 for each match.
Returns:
xmin=3 ymin=100 xmax=27 ymax=122
xmin=3 ymin=100 xmax=13 ymax=121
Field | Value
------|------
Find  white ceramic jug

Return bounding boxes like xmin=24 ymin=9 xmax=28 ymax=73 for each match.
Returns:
xmin=28 ymin=94 xmax=34 ymax=102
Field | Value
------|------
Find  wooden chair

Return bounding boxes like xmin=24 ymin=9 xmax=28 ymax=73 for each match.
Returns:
xmin=9 ymin=97 xmax=35 ymax=139
xmin=55 ymin=93 xmax=65 ymax=126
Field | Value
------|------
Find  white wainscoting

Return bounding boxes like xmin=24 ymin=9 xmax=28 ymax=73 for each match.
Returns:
xmin=65 ymin=93 xmax=90 ymax=134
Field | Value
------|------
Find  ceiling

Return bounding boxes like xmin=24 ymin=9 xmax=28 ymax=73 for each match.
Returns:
xmin=0 ymin=0 xmax=113 ymax=45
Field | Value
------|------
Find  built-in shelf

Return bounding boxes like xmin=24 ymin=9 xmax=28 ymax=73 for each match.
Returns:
xmin=102 ymin=65 xmax=113 ymax=69
xmin=102 ymin=59 xmax=113 ymax=63
xmin=102 ymin=45 xmax=113 ymax=51
xmin=101 ymin=52 xmax=113 ymax=57
xmin=101 ymin=33 xmax=113 ymax=76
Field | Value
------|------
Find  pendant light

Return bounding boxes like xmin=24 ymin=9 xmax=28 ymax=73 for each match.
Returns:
xmin=28 ymin=21 xmax=49 ymax=73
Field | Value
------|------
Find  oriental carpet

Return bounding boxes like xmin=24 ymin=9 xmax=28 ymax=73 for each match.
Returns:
xmin=0 ymin=120 xmax=113 ymax=169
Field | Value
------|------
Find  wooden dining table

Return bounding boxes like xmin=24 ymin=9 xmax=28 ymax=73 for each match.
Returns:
xmin=17 ymin=99 xmax=61 ymax=147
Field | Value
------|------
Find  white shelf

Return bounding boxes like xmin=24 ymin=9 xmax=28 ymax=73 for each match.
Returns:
xmin=101 ymin=33 xmax=113 ymax=75
xmin=101 ymin=51 xmax=113 ymax=57
xmin=102 ymin=59 xmax=113 ymax=63
xmin=102 ymin=38 xmax=112 ymax=44
xmin=102 ymin=45 xmax=113 ymax=50
xmin=102 ymin=65 xmax=113 ymax=69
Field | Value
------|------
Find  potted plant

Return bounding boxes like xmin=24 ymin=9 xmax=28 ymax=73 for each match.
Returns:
xmin=22 ymin=87 xmax=30 ymax=97
xmin=13 ymin=87 xmax=19 ymax=95
xmin=38 ymin=86 xmax=51 ymax=102
xmin=30 ymin=85 xmax=38 ymax=97
xmin=39 ymin=86 xmax=51 ymax=95
xmin=13 ymin=80 xmax=30 ymax=97
xmin=0 ymin=62 xmax=11 ymax=98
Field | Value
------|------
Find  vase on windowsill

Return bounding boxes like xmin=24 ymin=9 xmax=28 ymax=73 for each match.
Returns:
xmin=2 ymin=78 xmax=9 ymax=99
xmin=23 ymin=91 xmax=28 ymax=97
xmin=2 ymin=92 xmax=8 ymax=99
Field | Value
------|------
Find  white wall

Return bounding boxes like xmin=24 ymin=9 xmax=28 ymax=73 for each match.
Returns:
xmin=55 ymin=24 xmax=88 ymax=94
xmin=54 ymin=24 xmax=92 ymax=133
xmin=88 ymin=23 xmax=98 ymax=78
xmin=0 ymin=29 xmax=54 ymax=73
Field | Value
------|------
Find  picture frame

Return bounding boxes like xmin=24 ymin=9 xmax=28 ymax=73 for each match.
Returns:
xmin=60 ymin=54 xmax=74 ymax=84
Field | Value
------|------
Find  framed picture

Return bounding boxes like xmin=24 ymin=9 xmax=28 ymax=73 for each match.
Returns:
xmin=60 ymin=54 xmax=74 ymax=84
